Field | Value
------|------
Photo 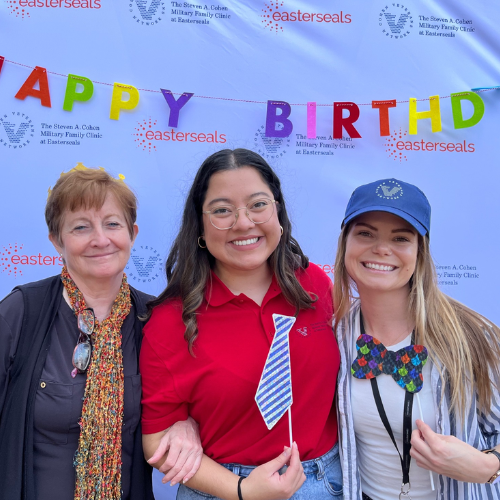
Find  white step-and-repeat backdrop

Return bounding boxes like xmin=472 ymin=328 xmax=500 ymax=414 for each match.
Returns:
xmin=1 ymin=1 xmax=499 ymax=321
xmin=2 ymin=1 xmax=499 ymax=496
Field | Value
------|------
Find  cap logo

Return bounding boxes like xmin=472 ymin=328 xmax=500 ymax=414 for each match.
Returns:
xmin=376 ymin=180 xmax=403 ymax=200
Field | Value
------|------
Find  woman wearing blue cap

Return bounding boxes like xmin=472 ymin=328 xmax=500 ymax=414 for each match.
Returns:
xmin=333 ymin=179 xmax=500 ymax=500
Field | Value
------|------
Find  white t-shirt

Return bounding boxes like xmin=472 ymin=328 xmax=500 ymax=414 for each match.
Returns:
xmin=351 ymin=333 xmax=439 ymax=500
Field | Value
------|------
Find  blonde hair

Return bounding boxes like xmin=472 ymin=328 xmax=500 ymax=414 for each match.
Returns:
xmin=334 ymin=223 xmax=500 ymax=418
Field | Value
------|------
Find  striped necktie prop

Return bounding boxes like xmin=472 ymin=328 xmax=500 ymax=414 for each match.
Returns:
xmin=255 ymin=314 xmax=296 ymax=443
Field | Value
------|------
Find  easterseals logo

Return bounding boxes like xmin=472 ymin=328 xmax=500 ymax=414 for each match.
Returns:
xmin=0 ymin=112 xmax=35 ymax=149
xmin=0 ymin=243 xmax=63 ymax=278
xmin=376 ymin=180 xmax=403 ymax=200
xmin=133 ymin=118 xmax=159 ymax=152
xmin=379 ymin=3 xmax=414 ymax=39
xmin=129 ymin=0 xmax=166 ymax=25
xmin=0 ymin=243 xmax=24 ymax=277
xmin=385 ymin=128 xmax=408 ymax=162
xmin=260 ymin=0 xmax=351 ymax=33
xmin=126 ymin=245 xmax=163 ymax=283
xmin=5 ymin=0 xmax=101 ymax=18
xmin=132 ymin=118 xmax=227 ymax=152
xmin=385 ymin=128 xmax=475 ymax=162
xmin=254 ymin=125 xmax=290 ymax=160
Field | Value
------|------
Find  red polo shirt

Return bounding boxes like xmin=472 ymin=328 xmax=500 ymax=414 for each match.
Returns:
xmin=140 ymin=263 xmax=339 ymax=464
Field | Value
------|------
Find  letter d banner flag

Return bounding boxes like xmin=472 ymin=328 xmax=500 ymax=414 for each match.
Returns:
xmin=255 ymin=314 xmax=296 ymax=445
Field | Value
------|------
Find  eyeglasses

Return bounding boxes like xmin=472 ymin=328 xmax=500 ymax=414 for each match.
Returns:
xmin=71 ymin=308 xmax=95 ymax=378
xmin=202 ymin=198 xmax=277 ymax=230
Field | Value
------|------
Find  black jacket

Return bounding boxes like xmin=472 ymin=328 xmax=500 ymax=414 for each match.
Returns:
xmin=0 ymin=275 xmax=154 ymax=500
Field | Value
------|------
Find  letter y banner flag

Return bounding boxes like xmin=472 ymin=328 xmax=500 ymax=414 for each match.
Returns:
xmin=255 ymin=314 xmax=296 ymax=432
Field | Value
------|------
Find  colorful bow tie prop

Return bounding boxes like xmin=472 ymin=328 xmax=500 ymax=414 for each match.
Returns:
xmin=351 ymin=322 xmax=434 ymax=495
xmin=351 ymin=333 xmax=428 ymax=393
xmin=255 ymin=314 xmax=296 ymax=446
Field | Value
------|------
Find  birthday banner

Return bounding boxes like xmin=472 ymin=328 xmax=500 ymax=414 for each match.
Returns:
xmin=2 ymin=58 xmax=496 ymax=141
xmin=1 ymin=0 xmax=500 ymax=328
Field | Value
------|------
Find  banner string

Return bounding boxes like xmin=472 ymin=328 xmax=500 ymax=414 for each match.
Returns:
xmin=2 ymin=57 xmax=499 ymax=106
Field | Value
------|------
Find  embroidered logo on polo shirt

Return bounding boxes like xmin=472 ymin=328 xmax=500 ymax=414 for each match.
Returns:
xmin=296 ymin=321 xmax=328 ymax=336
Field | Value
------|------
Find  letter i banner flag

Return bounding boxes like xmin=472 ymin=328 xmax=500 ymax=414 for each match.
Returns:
xmin=255 ymin=314 xmax=296 ymax=446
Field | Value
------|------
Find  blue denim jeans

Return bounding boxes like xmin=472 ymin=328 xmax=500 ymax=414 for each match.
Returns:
xmin=177 ymin=444 xmax=343 ymax=499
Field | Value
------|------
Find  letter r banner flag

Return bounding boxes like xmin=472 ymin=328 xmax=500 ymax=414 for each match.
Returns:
xmin=255 ymin=314 xmax=296 ymax=431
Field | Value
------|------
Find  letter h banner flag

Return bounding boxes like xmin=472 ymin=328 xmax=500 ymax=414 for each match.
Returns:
xmin=255 ymin=314 xmax=296 ymax=444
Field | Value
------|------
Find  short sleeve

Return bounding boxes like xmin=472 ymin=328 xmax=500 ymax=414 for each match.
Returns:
xmin=0 ymin=290 xmax=24 ymax=415
xmin=304 ymin=263 xmax=334 ymax=317
xmin=140 ymin=334 xmax=189 ymax=434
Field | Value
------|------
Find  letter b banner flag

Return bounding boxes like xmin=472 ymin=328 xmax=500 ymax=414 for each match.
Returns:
xmin=255 ymin=314 xmax=296 ymax=430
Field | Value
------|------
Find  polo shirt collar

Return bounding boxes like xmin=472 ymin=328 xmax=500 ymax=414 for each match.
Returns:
xmin=205 ymin=270 xmax=282 ymax=307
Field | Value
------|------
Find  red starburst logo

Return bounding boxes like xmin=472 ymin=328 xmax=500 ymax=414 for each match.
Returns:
xmin=5 ymin=1 xmax=30 ymax=17
xmin=0 ymin=243 xmax=23 ymax=277
xmin=385 ymin=128 xmax=408 ymax=162
xmin=261 ymin=0 xmax=284 ymax=32
xmin=132 ymin=118 xmax=157 ymax=153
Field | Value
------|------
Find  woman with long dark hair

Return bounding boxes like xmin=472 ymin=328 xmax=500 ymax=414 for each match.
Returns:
xmin=141 ymin=149 xmax=342 ymax=499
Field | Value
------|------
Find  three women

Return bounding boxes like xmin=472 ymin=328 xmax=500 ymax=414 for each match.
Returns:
xmin=3 ymin=154 xmax=500 ymax=500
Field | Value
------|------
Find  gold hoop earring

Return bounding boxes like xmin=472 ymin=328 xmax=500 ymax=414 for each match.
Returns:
xmin=280 ymin=225 xmax=284 ymax=236
xmin=198 ymin=236 xmax=207 ymax=249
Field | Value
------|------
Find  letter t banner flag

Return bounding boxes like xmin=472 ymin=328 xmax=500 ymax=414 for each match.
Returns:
xmin=255 ymin=314 xmax=296 ymax=439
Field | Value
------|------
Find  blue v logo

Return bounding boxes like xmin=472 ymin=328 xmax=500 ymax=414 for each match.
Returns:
xmin=384 ymin=13 xmax=409 ymax=33
xmin=134 ymin=0 xmax=161 ymax=20
xmin=2 ymin=121 xmax=30 ymax=143
xmin=132 ymin=255 xmax=160 ymax=278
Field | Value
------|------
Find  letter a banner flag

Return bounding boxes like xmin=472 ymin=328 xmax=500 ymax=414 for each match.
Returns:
xmin=255 ymin=314 xmax=296 ymax=432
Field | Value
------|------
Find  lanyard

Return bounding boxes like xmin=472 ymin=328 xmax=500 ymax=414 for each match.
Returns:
xmin=360 ymin=318 xmax=414 ymax=499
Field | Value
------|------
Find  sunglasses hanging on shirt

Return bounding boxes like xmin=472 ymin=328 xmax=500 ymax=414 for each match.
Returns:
xmin=71 ymin=308 xmax=95 ymax=378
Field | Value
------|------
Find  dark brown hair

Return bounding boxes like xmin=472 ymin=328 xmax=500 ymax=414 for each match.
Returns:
xmin=147 ymin=149 xmax=316 ymax=355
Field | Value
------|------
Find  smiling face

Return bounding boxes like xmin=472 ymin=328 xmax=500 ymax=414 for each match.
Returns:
xmin=345 ymin=211 xmax=418 ymax=296
xmin=201 ymin=166 xmax=281 ymax=279
xmin=50 ymin=193 xmax=138 ymax=285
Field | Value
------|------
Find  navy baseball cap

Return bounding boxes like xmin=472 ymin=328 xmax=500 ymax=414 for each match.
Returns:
xmin=342 ymin=178 xmax=431 ymax=236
